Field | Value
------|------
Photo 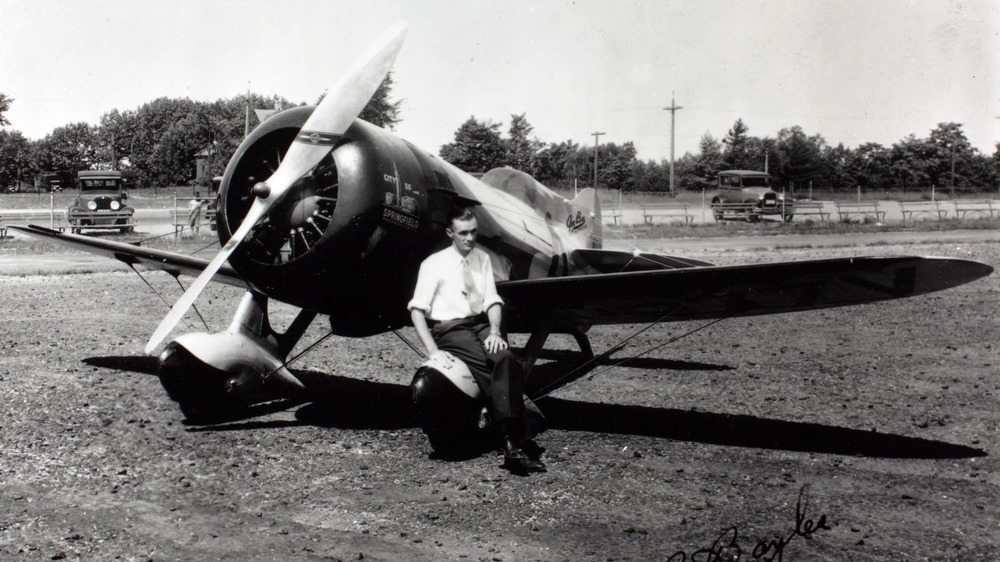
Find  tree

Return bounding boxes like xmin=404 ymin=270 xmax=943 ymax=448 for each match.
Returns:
xmin=818 ymin=143 xmax=856 ymax=190
xmin=505 ymin=113 xmax=543 ymax=175
xmin=150 ymin=105 xmax=219 ymax=186
xmin=926 ymin=122 xmax=974 ymax=192
xmin=775 ymin=126 xmax=824 ymax=191
xmin=0 ymin=93 xmax=13 ymax=127
xmin=722 ymin=118 xmax=750 ymax=168
xmin=0 ymin=129 xmax=34 ymax=188
xmin=851 ymin=142 xmax=892 ymax=191
xmin=888 ymin=135 xmax=933 ymax=190
xmin=439 ymin=116 xmax=506 ymax=173
xmin=318 ymin=72 xmax=403 ymax=129
xmin=129 ymin=97 xmax=203 ymax=186
xmin=534 ymin=140 xmax=585 ymax=188
xmin=94 ymin=109 xmax=140 ymax=171
xmin=694 ymin=133 xmax=724 ymax=178
xmin=630 ymin=158 xmax=672 ymax=192
xmin=361 ymin=72 xmax=403 ymax=129
xmin=581 ymin=141 xmax=638 ymax=191
xmin=33 ymin=123 xmax=98 ymax=177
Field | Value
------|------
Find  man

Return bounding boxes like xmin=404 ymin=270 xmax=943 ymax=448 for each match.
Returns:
xmin=187 ymin=194 xmax=205 ymax=234
xmin=408 ymin=206 xmax=545 ymax=473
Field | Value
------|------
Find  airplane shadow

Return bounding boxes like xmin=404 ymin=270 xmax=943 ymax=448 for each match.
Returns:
xmin=83 ymin=356 xmax=984 ymax=459
xmin=523 ymin=352 xmax=733 ymax=397
xmin=527 ymin=348 xmax=734 ymax=372
xmin=84 ymin=356 xmax=160 ymax=376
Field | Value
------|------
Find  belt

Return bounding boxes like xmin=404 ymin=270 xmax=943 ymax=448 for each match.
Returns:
xmin=427 ymin=313 xmax=486 ymax=330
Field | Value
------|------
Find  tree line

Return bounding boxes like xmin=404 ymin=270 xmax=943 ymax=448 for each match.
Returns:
xmin=2 ymin=83 xmax=997 ymax=195
xmin=440 ymin=114 xmax=1000 ymax=195
xmin=0 ymin=76 xmax=401 ymax=191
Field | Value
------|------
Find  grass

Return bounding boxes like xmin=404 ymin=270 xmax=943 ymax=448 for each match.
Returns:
xmin=609 ymin=216 xmax=1000 ymax=240
xmin=553 ymin=187 xmax=1000 ymax=206
xmin=0 ymin=230 xmax=220 ymax=257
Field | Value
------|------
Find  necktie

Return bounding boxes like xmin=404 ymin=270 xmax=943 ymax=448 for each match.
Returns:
xmin=462 ymin=258 xmax=483 ymax=314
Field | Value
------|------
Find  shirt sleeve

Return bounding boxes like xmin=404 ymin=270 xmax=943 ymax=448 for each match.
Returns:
xmin=481 ymin=253 xmax=504 ymax=312
xmin=407 ymin=259 xmax=438 ymax=314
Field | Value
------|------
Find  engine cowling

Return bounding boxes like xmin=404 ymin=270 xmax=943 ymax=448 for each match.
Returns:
xmin=217 ymin=108 xmax=441 ymax=336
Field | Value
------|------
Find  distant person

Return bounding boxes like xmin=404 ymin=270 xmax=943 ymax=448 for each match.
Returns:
xmin=187 ymin=194 xmax=206 ymax=234
xmin=408 ymin=206 xmax=545 ymax=474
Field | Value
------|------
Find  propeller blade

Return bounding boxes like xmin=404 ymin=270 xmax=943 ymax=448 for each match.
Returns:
xmin=255 ymin=20 xmax=408 ymax=206
xmin=144 ymin=22 xmax=408 ymax=355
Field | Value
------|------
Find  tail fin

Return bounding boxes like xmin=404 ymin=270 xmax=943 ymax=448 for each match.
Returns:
xmin=570 ymin=188 xmax=602 ymax=249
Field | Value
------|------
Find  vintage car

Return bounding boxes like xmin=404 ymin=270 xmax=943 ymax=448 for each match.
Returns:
xmin=710 ymin=170 xmax=793 ymax=222
xmin=67 ymin=170 xmax=135 ymax=233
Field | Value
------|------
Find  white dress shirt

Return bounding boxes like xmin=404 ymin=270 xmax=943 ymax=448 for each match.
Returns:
xmin=408 ymin=245 xmax=504 ymax=322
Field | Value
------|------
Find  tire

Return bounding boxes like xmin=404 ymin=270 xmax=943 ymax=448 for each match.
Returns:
xmin=711 ymin=199 xmax=723 ymax=222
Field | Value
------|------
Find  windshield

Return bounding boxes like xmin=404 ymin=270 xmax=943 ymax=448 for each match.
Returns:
xmin=79 ymin=178 xmax=122 ymax=192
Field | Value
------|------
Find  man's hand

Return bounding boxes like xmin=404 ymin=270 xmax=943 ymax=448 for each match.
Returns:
xmin=483 ymin=333 xmax=508 ymax=354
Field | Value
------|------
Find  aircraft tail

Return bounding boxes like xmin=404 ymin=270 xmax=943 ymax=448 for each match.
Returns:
xmin=570 ymin=188 xmax=602 ymax=249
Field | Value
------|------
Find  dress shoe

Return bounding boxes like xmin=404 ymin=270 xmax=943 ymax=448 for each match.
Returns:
xmin=504 ymin=438 xmax=546 ymax=473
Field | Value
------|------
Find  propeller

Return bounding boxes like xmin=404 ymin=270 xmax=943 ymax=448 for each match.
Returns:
xmin=145 ymin=22 xmax=408 ymax=355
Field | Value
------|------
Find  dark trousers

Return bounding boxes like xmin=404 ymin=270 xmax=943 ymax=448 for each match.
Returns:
xmin=430 ymin=316 xmax=525 ymax=424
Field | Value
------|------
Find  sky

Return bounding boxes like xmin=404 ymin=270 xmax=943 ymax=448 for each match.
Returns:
xmin=2 ymin=0 xmax=998 ymax=161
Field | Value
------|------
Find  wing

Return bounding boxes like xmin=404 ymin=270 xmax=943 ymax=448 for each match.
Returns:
xmin=498 ymin=254 xmax=992 ymax=328
xmin=9 ymin=225 xmax=246 ymax=288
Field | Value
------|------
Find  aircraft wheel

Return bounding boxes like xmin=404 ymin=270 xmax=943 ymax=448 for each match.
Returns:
xmin=158 ymin=341 xmax=261 ymax=424
xmin=411 ymin=366 xmax=492 ymax=459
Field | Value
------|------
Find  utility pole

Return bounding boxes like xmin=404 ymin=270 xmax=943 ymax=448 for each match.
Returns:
xmin=950 ymin=141 xmax=955 ymax=199
xmin=591 ymin=131 xmax=605 ymax=189
xmin=244 ymin=82 xmax=251 ymax=138
xmin=663 ymin=93 xmax=683 ymax=195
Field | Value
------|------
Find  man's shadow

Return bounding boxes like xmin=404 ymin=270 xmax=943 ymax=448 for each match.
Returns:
xmin=84 ymin=355 xmax=985 ymax=460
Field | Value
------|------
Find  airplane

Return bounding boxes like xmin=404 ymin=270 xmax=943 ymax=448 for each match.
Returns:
xmin=11 ymin=23 xmax=993 ymax=456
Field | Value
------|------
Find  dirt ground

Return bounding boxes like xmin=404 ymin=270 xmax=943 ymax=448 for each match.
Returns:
xmin=0 ymin=237 xmax=998 ymax=561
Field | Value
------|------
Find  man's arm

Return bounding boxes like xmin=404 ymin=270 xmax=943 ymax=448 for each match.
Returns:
xmin=410 ymin=308 xmax=441 ymax=358
xmin=483 ymin=303 xmax=507 ymax=353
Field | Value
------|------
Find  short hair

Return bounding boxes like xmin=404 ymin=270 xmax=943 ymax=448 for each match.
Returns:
xmin=446 ymin=206 xmax=476 ymax=228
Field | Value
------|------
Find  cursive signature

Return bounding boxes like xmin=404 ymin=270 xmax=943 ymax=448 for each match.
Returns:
xmin=565 ymin=211 xmax=587 ymax=231
xmin=667 ymin=486 xmax=830 ymax=562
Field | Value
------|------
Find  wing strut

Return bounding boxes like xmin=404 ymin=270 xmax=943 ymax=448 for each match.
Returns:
xmin=529 ymin=311 xmax=727 ymax=401
xmin=125 ymin=263 xmax=204 ymax=333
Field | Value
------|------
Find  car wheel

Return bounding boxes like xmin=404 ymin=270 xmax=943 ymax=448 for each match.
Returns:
xmin=711 ymin=199 xmax=723 ymax=221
